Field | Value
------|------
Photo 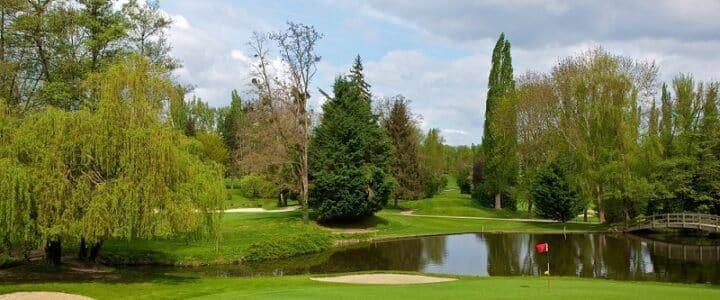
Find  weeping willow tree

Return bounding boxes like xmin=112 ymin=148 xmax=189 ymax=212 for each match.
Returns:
xmin=0 ymin=99 xmax=37 ymax=259
xmin=1 ymin=55 xmax=225 ymax=264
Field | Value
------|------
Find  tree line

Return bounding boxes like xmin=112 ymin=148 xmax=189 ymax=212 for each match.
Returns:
xmin=469 ymin=34 xmax=720 ymax=223
xmin=0 ymin=1 xmax=451 ymax=265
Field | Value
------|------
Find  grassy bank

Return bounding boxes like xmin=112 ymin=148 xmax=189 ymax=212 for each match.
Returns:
xmin=396 ymin=185 xmax=529 ymax=219
xmin=225 ymin=187 xmax=298 ymax=210
xmin=92 ymin=184 xmax=605 ymax=266
xmin=95 ymin=208 xmax=603 ymax=266
xmin=374 ymin=210 xmax=604 ymax=237
xmin=1 ymin=273 xmax=717 ymax=299
xmin=99 ymin=212 xmax=332 ymax=265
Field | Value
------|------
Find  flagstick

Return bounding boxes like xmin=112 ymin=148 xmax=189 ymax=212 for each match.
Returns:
xmin=546 ymin=251 xmax=551 ymax=290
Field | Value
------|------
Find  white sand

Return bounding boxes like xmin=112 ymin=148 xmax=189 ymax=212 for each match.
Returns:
xmin=311 ymin=274 xmax=456 ymax=285
xmin=0 ymin=292 xmax=93 ymax=300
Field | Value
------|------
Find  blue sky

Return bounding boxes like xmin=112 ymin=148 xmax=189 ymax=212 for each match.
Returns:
xmin=138 ymin=0 xmax=720 ymax=145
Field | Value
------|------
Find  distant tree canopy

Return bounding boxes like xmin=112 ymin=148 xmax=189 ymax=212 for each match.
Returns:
xmin=310 ymin=75 xmax=395 ymax=222
xmin=420 ymin=128 xmax=448 ymax=197
xmin=479 ymin=44 xmax=720 ymax=223
xmin=380 ymin=95 xmax=424 ymax=202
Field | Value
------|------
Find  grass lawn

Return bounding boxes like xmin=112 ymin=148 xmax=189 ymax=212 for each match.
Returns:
xmin=1 ymin=274 xmax=717 ymax=299
xmin=94 ymin=181 xmax=605 ymax=265
xmin=225 ymin=188 xmax=298 ymax=210
xmin=392 ymin=179 xmax=601 ymax=225
xmin=327 ymin=210 xmax=606 ymax=241
xmin=99 ymin=212 xmax=332 ymax=265
xmin=395 ymin=184 xmax=529 ymax=219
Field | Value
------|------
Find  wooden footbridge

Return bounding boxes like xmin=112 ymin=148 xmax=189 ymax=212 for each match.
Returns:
xmin=625 ymin=213 xmax=720 ymax=233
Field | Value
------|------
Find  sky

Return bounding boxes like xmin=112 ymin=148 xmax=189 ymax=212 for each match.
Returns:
xmin=142 ymin=0 xmax=720 ymax=145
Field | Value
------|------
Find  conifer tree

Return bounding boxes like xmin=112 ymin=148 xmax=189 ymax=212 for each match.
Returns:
xmin=310 ymin=76 xmax=394 ymax=221
xmin=220 ymin=90 xmax=243 ymax=153
xmin=531 ymin=159 xmax=581 ymax=222
xmin=348 ymin=55 xmax=371 ymax=101
xmin=381 ymin=95 xmax=424 ymax=203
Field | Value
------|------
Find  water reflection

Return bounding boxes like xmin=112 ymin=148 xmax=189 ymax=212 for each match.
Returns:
xmin=147 ymin=233 xmax=720 ymax=284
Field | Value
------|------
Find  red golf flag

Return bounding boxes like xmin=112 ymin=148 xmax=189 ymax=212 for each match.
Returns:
xmin=535 ymin=242 xmax=549 ymax=253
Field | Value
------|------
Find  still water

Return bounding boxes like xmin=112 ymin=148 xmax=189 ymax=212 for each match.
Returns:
xmin=163 ymin=233 xmax=720 ymax=284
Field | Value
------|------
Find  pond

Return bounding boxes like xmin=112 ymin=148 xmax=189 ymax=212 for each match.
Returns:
xmin=157 ymin=233 xmax=720 ymax=284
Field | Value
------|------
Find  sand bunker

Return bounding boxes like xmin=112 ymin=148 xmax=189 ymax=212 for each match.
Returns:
xmin=311 ymin=274 xmax=456 ymax=285
xmin=0 ymin=292 xmax=92 ymax=300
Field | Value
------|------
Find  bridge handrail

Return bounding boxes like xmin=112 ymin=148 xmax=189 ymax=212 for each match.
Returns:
xmin=627 ymin=213 xmax=720 ymax=229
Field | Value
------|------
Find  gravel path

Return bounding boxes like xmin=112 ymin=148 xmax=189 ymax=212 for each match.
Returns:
xmin=398 ymin=211 xmax=597 ymax=224
xmin=311 ymin=274 xmax=456 ymax=285
xmin=224 ymin=205 xmax=300 ymax=213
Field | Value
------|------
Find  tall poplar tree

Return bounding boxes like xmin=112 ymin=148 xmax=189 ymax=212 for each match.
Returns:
xmin=220 ymin=89 xmax=243 ymax=175
xmin=478 ymin=33 xmax=516 ymax=209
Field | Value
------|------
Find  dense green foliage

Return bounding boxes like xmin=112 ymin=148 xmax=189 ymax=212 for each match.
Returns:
xmin=0 ymin=0 xmax=175 ymax=112
xmin=0 ymin=56 xmax=225 ymax=264
xmin=419 ymin=128 xmax=448 ymax=197
xmin=218 ymin=90 xmax=243 ymax=174
xmin=531 ymin=160 xmax=582 ymax=222
xmin=476 ymin=33 xmax=517 ymax=210
xmin=310 ymin=76 xmax=395 ymax=222
xmin=489 ymin=47 xmax=720 ymax=224
xmin=456 ymin=168 xmax=472 ymax=194
xmin=381 ymin=96 xmax=424 ymax=201
xmin=445 ymin=145 xmax=476 ymax=194
xmin=238 ymin=173 xmax=277 ymax=199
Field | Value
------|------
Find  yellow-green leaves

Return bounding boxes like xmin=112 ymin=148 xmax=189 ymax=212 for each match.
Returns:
xmin=0 ymin=56 xmax=224 ymax=257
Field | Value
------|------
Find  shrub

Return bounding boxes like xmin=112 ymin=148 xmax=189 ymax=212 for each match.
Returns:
xmin=424 ymin=174 xmax=448 ymax=198
xmin=457 ymin=168 xmax=472 ymax=194
xmin=531 ymin=160 xmax=582 ymax=222
xmin=238 ymin=174 xmax=277 ymax=199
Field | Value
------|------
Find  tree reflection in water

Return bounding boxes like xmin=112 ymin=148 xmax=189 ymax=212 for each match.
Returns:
xmin=146 ymin=233 xmax=720 ymax=284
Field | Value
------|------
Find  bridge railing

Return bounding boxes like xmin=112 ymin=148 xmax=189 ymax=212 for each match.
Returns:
xmin=627 ymin=213 xmax=720 ymax=231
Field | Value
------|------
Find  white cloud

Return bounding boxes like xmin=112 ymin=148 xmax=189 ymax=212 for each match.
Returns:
xmin=156 ymin=0 xmax=720 ymax=146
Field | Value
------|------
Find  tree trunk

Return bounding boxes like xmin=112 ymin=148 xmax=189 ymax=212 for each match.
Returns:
xmin=300 ymin=112 xmax=310 ymax=223
xmin=584 ymin=209 xmax=588 ymax=223
xmin=1 ymin=8 xmax=5 ymax=62
xmin=278 ymin=190 xmax=287 ymax=207
xmin=527 ymin=200 xmax=533 ymax=218
xmin=78 ymin=238 xmax=88 ymax=260
xmin=494 ymin=192 xmax=502 ymax=210
xmin=45 ymin=240 xmax=62 ymax=266
xmin=88 ymin=240 xmax=103 ymax=262
xmin=596 ymin=184 xmax=606 ymax=223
